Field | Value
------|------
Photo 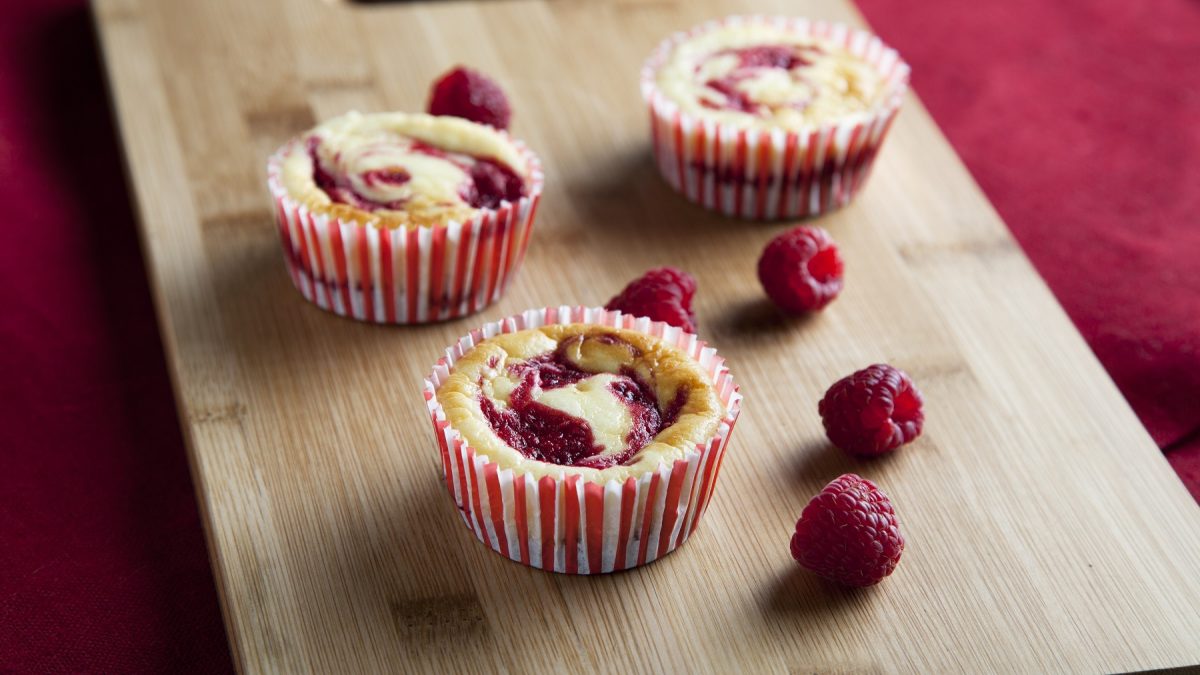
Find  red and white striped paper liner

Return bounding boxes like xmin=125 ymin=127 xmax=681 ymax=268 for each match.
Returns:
xmin=423 ymin=306 xmax=743 ymax=574
xmin=641 ymin=16 xmax=910 ymax=220
xmin=266 ymin=137 xmax=544 ymax=324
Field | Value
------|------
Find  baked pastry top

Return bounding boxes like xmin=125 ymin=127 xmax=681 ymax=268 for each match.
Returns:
xmin=654 ymin=23 xmax=886 ymax=131
xmin=436 ymin=324 xmax=724 ymax=482
xmin=280 ymin=111 xmax=529 ymax=229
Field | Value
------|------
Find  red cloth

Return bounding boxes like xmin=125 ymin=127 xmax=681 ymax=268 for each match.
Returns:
xmin=0 ymin=2 xmax=233 ymax=672
xmin=0 ymin=0 xmax=1196 ymax=671
xmin=854 ymin=0 xmax=1200 ymax=499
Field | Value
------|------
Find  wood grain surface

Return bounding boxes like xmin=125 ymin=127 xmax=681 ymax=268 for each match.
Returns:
xmin=92 ymin=0 xmax=1200 ymax=672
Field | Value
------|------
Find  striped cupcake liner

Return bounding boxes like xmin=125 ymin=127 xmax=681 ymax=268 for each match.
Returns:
xmin=423 ymin=306 xmax=743 ymax=574
xmin=265 ymin=137 xmax=544 ymax=324
xmin=641 ymin=16 xmax=910 ymax=220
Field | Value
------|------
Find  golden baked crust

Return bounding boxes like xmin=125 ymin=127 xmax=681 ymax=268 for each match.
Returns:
xmin=279 ymin=111 xmax=529 ymax=230
xmin=436 ymin=324 xmax=724 ymax=483
xmin=655 ymin=22 xmax=887 ymax=132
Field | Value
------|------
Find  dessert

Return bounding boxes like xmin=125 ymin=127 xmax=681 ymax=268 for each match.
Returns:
xmin=790 ymin=473 xmax=904 ymax=587
xmin=819 ymin=364 xmax=924 ymax=456
xmin=758 ymin=225 xmax=844 ymax=313
xmin=425 ymin=307 xmax=742 ymax=574
xmin=605 ymin=267 xmax=699 ymax=333
xmin=266 ymin=111 xmax=543 ymax=323
xmin=641 ymin=17 xmax=910 ymax=219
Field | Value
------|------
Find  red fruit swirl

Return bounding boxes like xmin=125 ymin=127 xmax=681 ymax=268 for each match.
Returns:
xmin=307 ymin=135 xmax=525 ymax=214
xmin=478 ymin=338 xmax=685 ymax=469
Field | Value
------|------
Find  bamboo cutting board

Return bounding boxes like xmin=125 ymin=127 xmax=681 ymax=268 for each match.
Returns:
xmin=93 ymin=0 xmax=1200 ymax=672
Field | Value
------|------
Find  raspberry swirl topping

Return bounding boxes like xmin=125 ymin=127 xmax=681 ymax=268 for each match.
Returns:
xmin=655 ymin=24 xmax=886 ymax=130
xmin=306 ymin=135 xmax=524 ymax=214
xmin=695 ymin=44 xmax=826 ymax=115
xmin=436 ymin=324 xmax=724 ymax=480
xmin=479 ymin=336 xmax=687 ymax=468
xmin=281 ymin=112 xmax=529 ymax=229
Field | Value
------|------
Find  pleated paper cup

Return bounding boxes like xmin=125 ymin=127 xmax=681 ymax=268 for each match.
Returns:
xmin=266 ymin=138 xmax=544 ymax=324
xmin=423 ymin=306 xmax=743 ymax=574
xmin=641 ymin=16 xmax=910 ymax=220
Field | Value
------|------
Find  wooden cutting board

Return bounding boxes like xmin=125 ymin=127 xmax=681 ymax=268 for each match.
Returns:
xmin=93 ymin=0 xmax=1200 ymax=672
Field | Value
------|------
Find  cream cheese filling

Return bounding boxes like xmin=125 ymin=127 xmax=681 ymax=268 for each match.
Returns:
xmin=487 ymin=372 xmax=635 ymax=461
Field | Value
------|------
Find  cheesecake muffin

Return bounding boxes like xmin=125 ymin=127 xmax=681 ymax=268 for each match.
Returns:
xmin=267 ymin=111 xmax=543 ymax=323
xmin=642 ymin=17 xmax=909 ymax=219
xmin=424 ymin=307 xmax=742 ymax=574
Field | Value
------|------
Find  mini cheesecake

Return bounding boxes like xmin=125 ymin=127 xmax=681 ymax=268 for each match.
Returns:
xmin=641 ymin=17 xmax=910 ymax=219
xmin=654 ymin=23 xmax=887 ymax=132
xmin=266 ymin=111 xmax=544 ymax=323
xmin=424 ymin=307 xmax=742 ymax=574
xmin=436 ymin=324 xmax=724 ymax=483
xmin=278 ymin=111 xmax=530 ymax=229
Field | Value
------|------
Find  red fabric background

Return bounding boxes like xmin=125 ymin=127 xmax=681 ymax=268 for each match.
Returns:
xmin=0 ymin=0 xmax=1196 ymax=671
xmin=855 ymin=0 xmax=1200 ymax=498
xmin=0 ymin=2 xmax=234 ymax=673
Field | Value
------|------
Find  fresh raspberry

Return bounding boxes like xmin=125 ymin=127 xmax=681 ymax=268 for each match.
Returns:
xmin=605 ymin=267 xmax=698 ymax=334
xmin=757 ymin=225 xmax=844 ymax=313
xmin=819 ymin=364 xmax=924 ymax=457
xmin=428 ymin=66 xmax=512 ymax=130
xmin=790 ymin=473 xmax=904 ymax=587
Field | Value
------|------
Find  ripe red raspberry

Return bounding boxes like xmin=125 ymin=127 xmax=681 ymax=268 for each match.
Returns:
xmin=790 ymin=473 xmax=904 ymax=587
xmin=428 ymin=66 xmax=512 ymax=130
xmin=605 ymin=267 xmax=698 ymax=334
xmin=819 ymin=364 xmax=924 ymax=457
xmin=757 ymin=225 xmax=844 ymax=313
